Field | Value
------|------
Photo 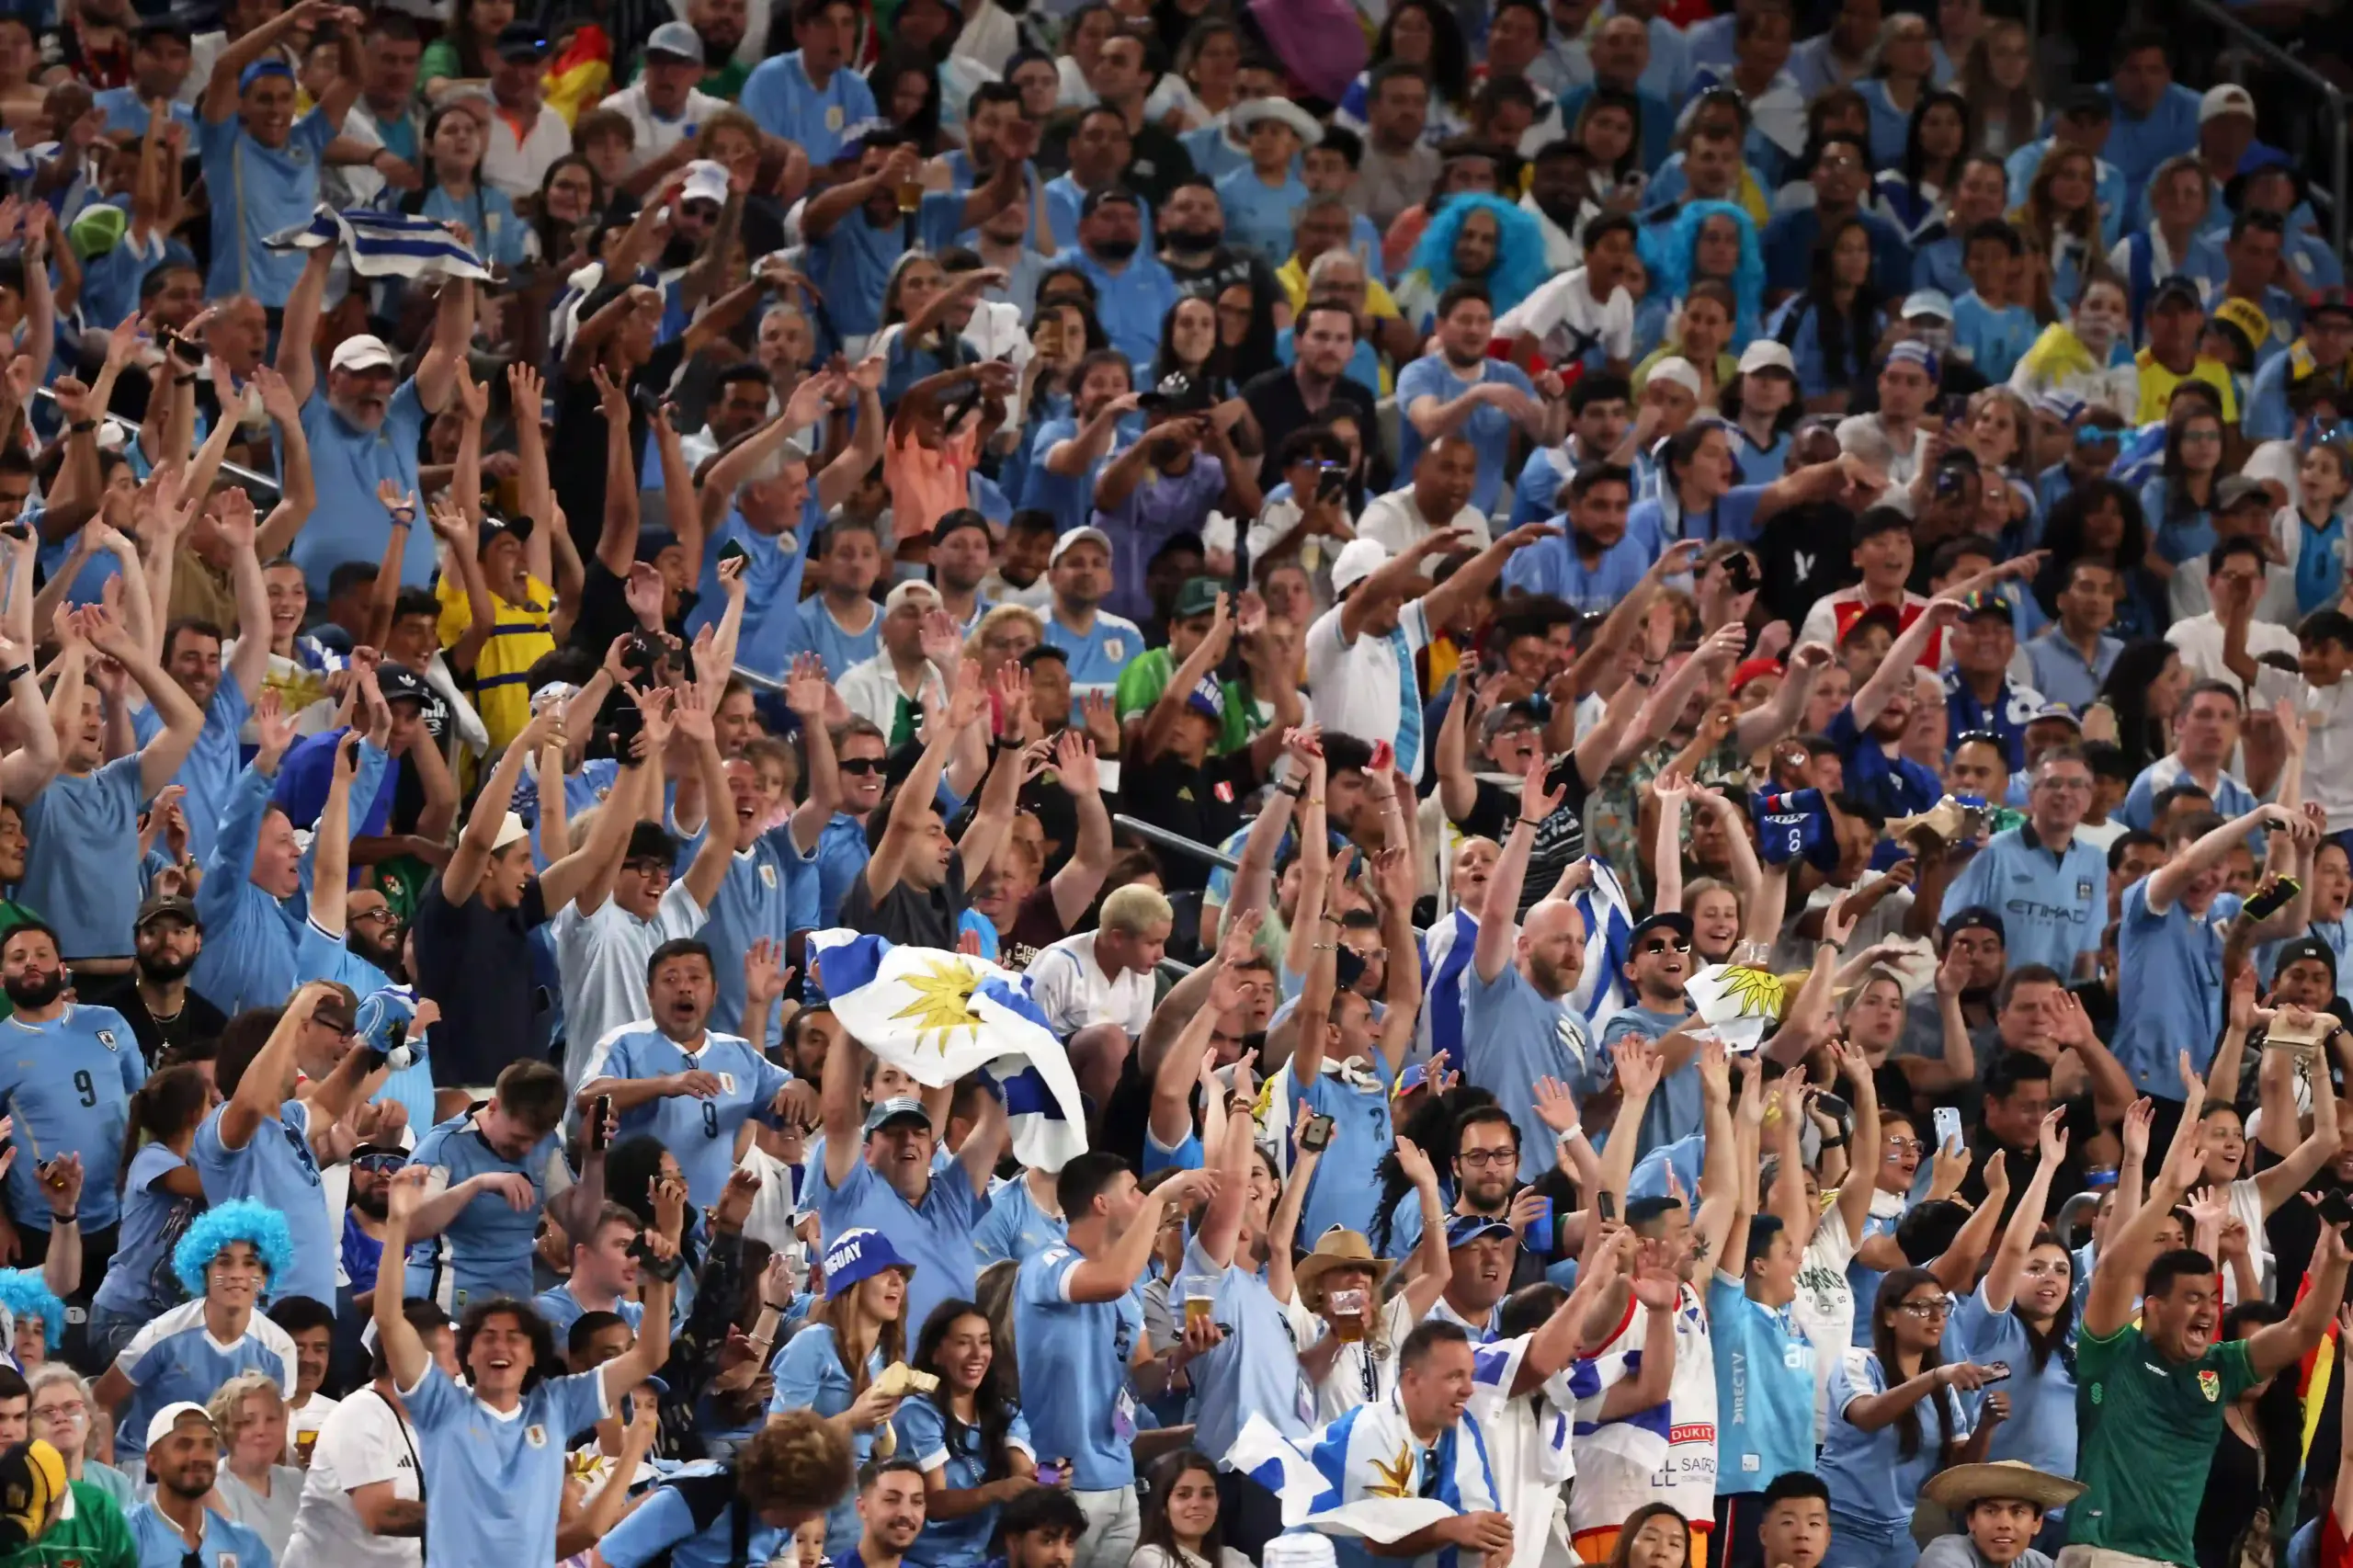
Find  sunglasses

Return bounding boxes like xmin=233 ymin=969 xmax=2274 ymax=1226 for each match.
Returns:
xmin=1640 ymin=937 xmax=1691 ymax=955
xmin=2074 ymin=426 xmax=2120 ymax=449
xmin=354 ymin=1151 xmax=408 ymax=1175
xmin=839 ymin=757 xmax=886 ymax=776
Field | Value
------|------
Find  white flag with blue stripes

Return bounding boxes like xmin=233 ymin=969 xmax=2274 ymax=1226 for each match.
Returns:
xmin=807 ymin=929 xmax=1086 ymax=1172
xmin=1224 ymin=1414 xmax=1459 ymax=1542
xmin=1569 ymin=858 xmax=1636 ymax=1029
xmin=265 ymin=205 xmax=493 ymax=282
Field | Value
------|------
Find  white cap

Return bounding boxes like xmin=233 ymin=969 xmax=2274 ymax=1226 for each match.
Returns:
xmin=678 ymin=158 xmax=730 ymax=209
xmin=329 ymin=334 xmax=396 ymax=374
xmin=1900 ymin=289 xmax=1955 ymax=321
xmin=1736 ymin=339 xmax=1796 ymax=376
xmin=489 ymin=811 xmax=531 ymax=852
xmin=644 ymin=19 xmax=702 ymax=59
xmin=1229 ymin=97 xmax=1323 ymax=147
xmin=883 ymin=580 xmax=941 ymax=615
xmin=1330 ymin=538 xmax=1392 ymax=596
xmin=145 ymin=1402 xmax=215 ymax=1449
xmin=1645 ymin=357 xmax=1701 ymax=398
xmin=1049 ymin=526 xmax=1112 ymax=565
xmin=2200 ymin=84 xmax=2256 ymax=124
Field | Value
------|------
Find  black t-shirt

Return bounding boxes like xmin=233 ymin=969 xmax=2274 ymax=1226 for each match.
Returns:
xmin=1242 ymin=368 xmax=1382 ymax=495
xmin=77 ymin=976 xmax=229 ymax=1066
xmin=838 ymin=851 xmax=969 ymax=949
xmin=1750 ymin=502 xmax=1863 ymax=628
xmin=412 ymin=874 xmax=551 ymax=1088
xmin=1166 ymin=248 xmax=1279 ymax=308
xmin=1450 ymin=766 xmax=1589 ymax=920
xmin=550 ymin=340 xmax=680 ymax=563
xmin=1118 ymin=748 xmax=1262 ymax=892
xmin=569 ymin=558 xmax=697 ymax=658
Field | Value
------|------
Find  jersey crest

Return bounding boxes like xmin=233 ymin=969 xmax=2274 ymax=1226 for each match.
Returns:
xmin=526 ymin=1424 xmax=549 ymax=1447
xmin=2199 ymin=1369 xmax=2220 ymax=1402
xmin=97 ymin=1029 xmax=118 ymax=1051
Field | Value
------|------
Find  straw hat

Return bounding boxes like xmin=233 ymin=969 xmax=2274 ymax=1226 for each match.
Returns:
xmin=1292 ymin=1229 xmax=1395 ymax=1313
xmin=1909 ymin=1461 xmax=2086 ymax=1547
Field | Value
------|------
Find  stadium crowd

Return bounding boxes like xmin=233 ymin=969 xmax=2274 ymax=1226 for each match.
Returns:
xmin=0 ymin=0 xmax=2345 ymax=1567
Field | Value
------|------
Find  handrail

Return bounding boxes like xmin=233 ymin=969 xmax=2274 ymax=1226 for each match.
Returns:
xmin=1113 ymin=813 xmax=1242 ymax=871
xmin=733 ymin=663 xmax=784 ymax=694
xmin=29 ymin=386 xmax=286 ymax=498
xmin=2177 ymin=0 xmax=2348 ymax=260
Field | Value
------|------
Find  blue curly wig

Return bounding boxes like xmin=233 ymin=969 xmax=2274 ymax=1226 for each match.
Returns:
xmin=1639 ymin=199 xmax=1766 ymax=344
xmin=172 ymin=1199 xmax=297 ymax=1301
xmin=1405 ymin=193 xmax=1551 ymax=320
xmin=0 ymin=1270 xmax=63 ymax=1347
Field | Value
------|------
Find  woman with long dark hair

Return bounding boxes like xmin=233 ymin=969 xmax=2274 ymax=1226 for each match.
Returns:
xmin=2092 ymin=638 xmax=2189 ymax=776
xmin=2193 ymin=1301 xmax=2300 ymax=1568
xmin=1821 ymin=1267 xmax=2002 ymax=1568
xmin=1132 ymin=1449 xmax=1249 ymax=1568
xmin=2035 ymin=479 xmax=2162 ymax=640
xmin=1858 ymin=13 xmax=1936 ymax=169
xmin=874 ymin=46 xmax=945 ymax=154
xmin=1873 ymin=90 xmax=1973 ymax=241
xmin=1368 ymin=1085 xmax=1503 ymax=1259
xmin=894 ymin=1300 xmax=1040 ymax=1568
xmin=2140 ymin=405 xmax=2227 ymax=597
xmin=1955 ymin=1108 xmax=2080 ymax=1494
xmin=86 ymin=1063 xmax=209 ymax=1361
xmin=418 ymin=0 xmax=512 ymax=98
xmin=404 ymin=104 xmax=527 ymax=271
xmin=1768 ymin=218 xmax=1886 ymax=411
xmin=1959 ymin=18 xmax=2041 ymax=157
xmin=1333 ymin=0 xmax=1471 ymax=144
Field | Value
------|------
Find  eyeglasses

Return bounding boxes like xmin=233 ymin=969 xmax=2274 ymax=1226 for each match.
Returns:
xmin=1884 ymin=1137 xmax=1927 ymax=1158
xmin=1897 ymin=1298 xmax=1954 ymax=1318
xmin=2180 ymin=428 xmax=2224 ymax=445
xmin=349 ymin=906 xmax=400 ymax=927
xmin=31 ymin=1402 xmax=85 ymax=1425
xmin=2074 ymin=426 xmax=2120 ymax=449
xmin=2033 ymin=773 xmax=2092 ymax=792
xmin=839 ymin=757 xmax=886 ymax=776
xmin=621 ymin=858 xmax=674 ymax=878
xmin=1641 ymin=937 xmax=1692 ymax=955
xmin=1457 ymin=1147 xmax=1518 ymax=1168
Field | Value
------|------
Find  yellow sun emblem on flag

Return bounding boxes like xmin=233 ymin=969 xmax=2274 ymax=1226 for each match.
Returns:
xmin=1366 ymin=1444 xmax=1417 ymax=1499
xmin=889 ymin=960 xmax=987 ymax=1052
xmin=1711 ymin=965 xmax=1788 ymax=1019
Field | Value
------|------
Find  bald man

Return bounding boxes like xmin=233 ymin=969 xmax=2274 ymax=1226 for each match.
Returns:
xmin=1463 ymin=749 xmax=1595 ymax=1185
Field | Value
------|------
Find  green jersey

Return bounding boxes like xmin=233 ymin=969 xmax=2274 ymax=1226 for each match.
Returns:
xmin=2070 ymin=1321 xmax=2260 ymax=1565
xmin=0 ymin=1482 xmax=136 ymax=1568
xmin=0 ymin=901 xmax=40 ymax=1023
xmin=1111 ymin=650 xmax=1256 ymax=756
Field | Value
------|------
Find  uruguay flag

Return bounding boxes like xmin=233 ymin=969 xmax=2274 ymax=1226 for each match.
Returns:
xmin=265 ymin=205 xmax=494 ymax=282
xmin=1569 ymin=858 xmax=1636 ymax=1030
xmin=807 ymin=929 xmax=1087 ymax=1172
xmin=1224 ymin=1414 xmax=1458 ymax=1545
xmin=1309 ymin=1395 xmax=1500 ymax=1568
xmin=1418 ymin=906 xmax=1477 ymax=1066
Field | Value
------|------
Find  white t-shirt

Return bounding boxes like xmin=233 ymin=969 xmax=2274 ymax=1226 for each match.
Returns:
xmin=481 ymin=101 xmax=574 ymax=202
xmin=1568 ymin=1282 xmax=1716 ymax=1541
xmin=551 ymin=881 xmax=713 ymax=1094
xmin=1306 ymin=598 xmax=1433 ymax=779
xmin=1282 ymin=1289 xmax=1421 ymax=1424
xmin=1795 ymin=1202 xmax=1862 ymax=1440
xmin=601 ymin=82 xmax=732 ymax=173
xmin=290 ymin=1391 xmax=340 ymax=1467
xmin=1495 ymin=267 xmax=1635 ymax=368
xmin=280 ymin=1388 xmax=424 ymax=1568
xmin=2166 ymin=611 xmax=2300 ymax=699
xmin=1026 ymin=932 xmax=1154 ymax=1038
xmin=2254 ymin=664 xmax=2353 ymax=834
xmin=1356 ymin=490 xmax=1492 ymax=572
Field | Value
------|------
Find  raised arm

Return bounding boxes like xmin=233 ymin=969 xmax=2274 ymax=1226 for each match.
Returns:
xmin=1851 ymin=598 xmax=1959 ymax=731
xmin=2086 ymin=1052 xmax=2208 ymax=1336
xmin=275 ymin=248 xmax=335 ymax=403
xmin=1983 ymin=1108 xmax=2069 ymax=1312
xmin=1046 ymin=731 xmax=1115 ymax=926
xmin=864 ymin=665 xmax=983 ymax=899
xmin=83 ymin=605 xmax=200 ymax=798
xmin=441 ymin=702 xmax=560 ymax=903
xmin=2148 ymin=804 xmax=2291 ymax=915
xmin=1473 ymin=750 xmax=1562 ymax=983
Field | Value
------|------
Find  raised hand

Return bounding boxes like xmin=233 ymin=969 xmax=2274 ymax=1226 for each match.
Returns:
xmin=1052 ymin=729 xmax=1099 ymax=794
xmin=1532 ymin=1074 xmax=1580 ymax=1133
xmin=783 ymin=652 xmax=830 ymax=719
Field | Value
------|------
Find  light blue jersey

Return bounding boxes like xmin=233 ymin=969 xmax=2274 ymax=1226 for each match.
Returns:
xmin=810 ymin=1157 xmax=985 ymax=1335
xmin=1013 ymin=1243 xmax=1144 ymax=1492
xmin=126 ymin=1499 xmax=275 ymax=1568
xmin=814 ymin=814 xmax=870 ymax=928
xmin=532 ymin=1279 xmax=645 ymax=1338
xmin=1042 ymin=609 xmax=1146 ymax=713
xmin=132 ymin=682 xmax=251 ymax=869
xmin=895 ymin=1394 xmax=1035 ymax=1568
xmin=584 ymin=1028 xmax=789 ymax=1206
xmin=20 ymin=756 xmax=145 ymax=960
xmin=403 ymin=1112 xmax=561 ymax=1311
xmin=1393 ymin=355 xmax=1538 ymax=517
xmin=290 ymin=381 xmax=435 ymax=594
xmin=2113 ymin=880 xmax=2242 ymax=1097
xmin=1293 ymin=1060 xmax=1395 ymax=1241
xmin=1707 ymin=1269 xmax=1817 ymax=1495
xmin=93 ymin=1142 xmax=199 ymax=1324
xmin=1461 ymin=964 xmax=1594 ymax=1184
xmin=196 ymin=108 xmax=335 ymax=305
xmin=768 ymin=1324 xmax=882 ymax=1555
xmin=1820 ymin=1346 xmax=1973 ymax=1556
xmin=685 ymin=500 xmax=822 ymax=677
xmin=193 ymin=1100 xmax=335 ymax=1306
xmin=1951 ymin=1279 xmax=2076 ymax=1480
xmin=596 ymin=1463 xmax=784 ymax=1568
xmin=738 ymin=53 xmax=875 ymax=165
xmin=0 ymin=1003 xmax=145 ymax=1230
xmin=685 ymin=827 xmax=813 ymax=1053
xmin=403 ymin=1364 xmax=608 ymax=1565
xmin=1938 ymin=824 xmax=2107 ymax=976
xmin=792 ymin=596 xmax=881 ymax=681
xmin=1184 ymin=1235 xmax=1313 ymax=1459
xmin=972 ymin=1176 xmax=1067 ymax=1268
xmin=113 ymin=1299 xmax=296 ymax=1459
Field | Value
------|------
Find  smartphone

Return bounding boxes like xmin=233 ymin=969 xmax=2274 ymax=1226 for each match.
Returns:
xmin=589 ymin=1094 xmax=613 ymax=1153
xmin=2245 ymin=876 xmax=2302 ymax=922
xmin=2322 ymin=1189 xmax=2353 ymax=1228
xmin=1931 ymin=1105 xmax=1964 ymax=1154
xmin=1300 ymin=1114 xmax=1335 ymax=1153
xmin=1942 ymin=392 xmax=1971 ymax=423
xmin=1314 ymin=461 xmax=1347 ymax=504
xmin=718 ymin=540 xmax=750 ymax=569
xmin=1723 ymin=552 xmax=1759 ymax=594
xmin=1597 ymin=1189 xmax=1617 ymax=1224
xmin=1982 ymin=1361 xmax=2013 ymax=1383
xmin=1036 ymin=1460 xmax=1065 ymax=1487
xmin=0 ymin=521 xmax=27 ymax=542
